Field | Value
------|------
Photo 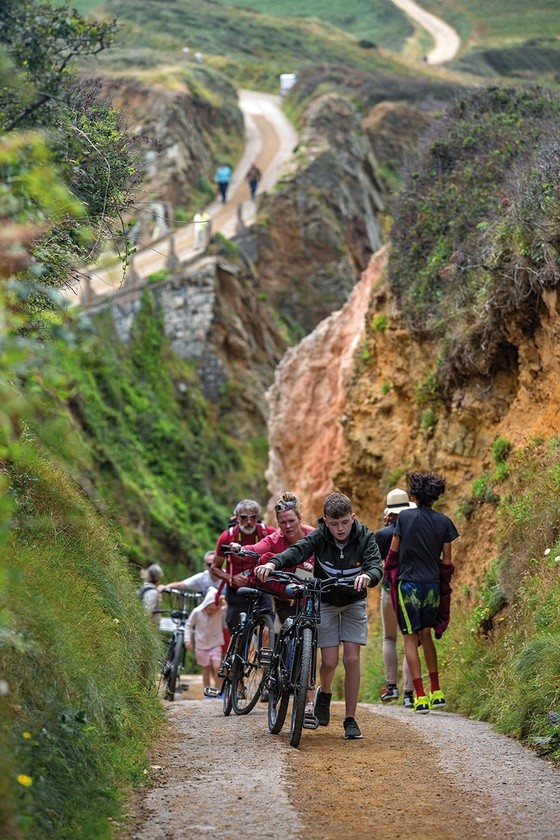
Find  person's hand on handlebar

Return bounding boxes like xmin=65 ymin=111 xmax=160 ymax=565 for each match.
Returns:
xmin=353 ymin=573 xmax=371 ymax=591
xmin=253 ymin=562 xmax=275 ymax=582
xmin=228 ymin=542 xmax=242 ymax=552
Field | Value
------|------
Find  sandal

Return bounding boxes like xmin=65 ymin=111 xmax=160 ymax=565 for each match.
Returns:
xmin=303 ymin=701 xmax=319 ymax=730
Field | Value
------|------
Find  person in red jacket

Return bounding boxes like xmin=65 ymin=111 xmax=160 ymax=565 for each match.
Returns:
xmin=211 ymin=499 xmax=276 ymax=630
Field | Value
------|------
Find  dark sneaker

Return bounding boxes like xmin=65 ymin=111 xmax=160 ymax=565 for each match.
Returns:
xmin=403 ymin=691 xmax=414 ymax=709
xmin=314 ymin=687 xmax=332 ymax=726
xmin=380 ymin=685 xmax=398 ymax=703
xmin=343 ymin=717 xmax=363 ymax=740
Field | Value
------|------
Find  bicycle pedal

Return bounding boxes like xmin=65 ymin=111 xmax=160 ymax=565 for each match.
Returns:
xmin=303 ymin=716 xmax=319 ymax=730
xmin=259 ymin=648 xmax=273 ymax=666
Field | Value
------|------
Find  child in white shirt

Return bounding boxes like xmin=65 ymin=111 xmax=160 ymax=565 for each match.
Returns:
xmin=185 ymin=587 xmax=226 ymax=696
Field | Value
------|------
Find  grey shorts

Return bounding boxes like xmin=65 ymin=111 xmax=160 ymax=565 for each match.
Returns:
xmin=317 ymin=600 xmax=368 ymax=647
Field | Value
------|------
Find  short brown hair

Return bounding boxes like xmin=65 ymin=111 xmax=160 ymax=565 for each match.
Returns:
xmin=323 ymin=492 xmax=352 ymax=519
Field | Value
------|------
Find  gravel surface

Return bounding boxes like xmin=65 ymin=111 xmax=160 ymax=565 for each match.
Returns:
xmin=122 ymin=686 xmax=560 ymax=840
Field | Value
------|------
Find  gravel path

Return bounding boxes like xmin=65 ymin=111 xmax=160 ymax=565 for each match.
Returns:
xmin=123 ymin=688 xmax=560 ymax=839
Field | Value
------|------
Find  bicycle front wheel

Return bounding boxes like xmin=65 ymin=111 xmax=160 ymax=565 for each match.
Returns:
xmin=289 ymin=627 xmax=312 ymax=748
xmin=162 ymin=630 xmax=184 ymax=701
xmin=222 ymin=678 xmax=233 ymax=716
xmin=232 ymin=614 xmax=275 ymax=715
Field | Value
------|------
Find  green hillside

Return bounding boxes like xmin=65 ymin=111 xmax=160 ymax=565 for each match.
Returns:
xmin=211 ymin=0 xmax=413 ymax=50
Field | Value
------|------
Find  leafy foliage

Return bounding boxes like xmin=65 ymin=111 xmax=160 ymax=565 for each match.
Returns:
xmin=388 ymin=86 xmax=560 ymax=395
xmin=0 ymin=1 xmax=138 ymax=290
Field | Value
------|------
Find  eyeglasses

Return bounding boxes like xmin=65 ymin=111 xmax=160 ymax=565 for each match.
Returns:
xmin=238 ymin=513 xmax=258 ymax=521
xmin=275 ymin=501 xmax=297 ymax=512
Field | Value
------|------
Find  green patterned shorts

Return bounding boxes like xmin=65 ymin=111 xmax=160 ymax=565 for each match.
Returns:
xmin=397 ymin=580 xmax=440 ymax=634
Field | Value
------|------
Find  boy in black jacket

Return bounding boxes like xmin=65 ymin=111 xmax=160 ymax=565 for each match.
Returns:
xmin=255 ymin=492 xmax=382 ymax=740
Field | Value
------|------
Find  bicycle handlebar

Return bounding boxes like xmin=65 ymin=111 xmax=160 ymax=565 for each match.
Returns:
xmin=268 ymin=570 xmax=363 ymax=591
xmin=222 ymin=545 xmax=260 ymax=559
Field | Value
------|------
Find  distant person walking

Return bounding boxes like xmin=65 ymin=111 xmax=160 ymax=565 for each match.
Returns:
xmin=214 ymin=163 xmax=232 ymax=204
xmin=245 ymin=162 xmax=262 ymax=200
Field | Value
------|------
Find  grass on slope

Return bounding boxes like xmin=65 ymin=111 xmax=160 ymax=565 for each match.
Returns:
xmin=210 ymin=0 xmax=413 ymax=51
xmin=102 ymin=0 xmax=421 ymax=91
xmin=419 ymin=1 xmax=560 ymax=82
xmin=1 ymin=439 xmax=164 ymax=838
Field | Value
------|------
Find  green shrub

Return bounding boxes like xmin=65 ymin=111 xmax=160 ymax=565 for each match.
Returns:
xmin=371 ymin=314 xmax=387 ymax=331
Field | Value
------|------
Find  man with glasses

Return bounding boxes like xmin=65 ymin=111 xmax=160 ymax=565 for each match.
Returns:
xmin=157 ymin=550 xmax=220 ymax=598
xmin=211 ymin=499 xmax=276 ymax=630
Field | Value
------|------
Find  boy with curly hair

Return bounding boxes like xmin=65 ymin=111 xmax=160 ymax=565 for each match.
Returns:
xmin=385 ymin=472 xmax=459 ymax=713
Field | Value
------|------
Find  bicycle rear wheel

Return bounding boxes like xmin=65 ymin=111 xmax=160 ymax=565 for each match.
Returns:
xmin=232 ymin=614 xmax=275 ymax=715
xmin=289 ymin=627 xmax=312 ymax=748
xmin=268 ymin=653 xmax=290 ymax=734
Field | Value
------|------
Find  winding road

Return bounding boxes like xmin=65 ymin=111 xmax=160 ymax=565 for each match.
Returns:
xmin=65 ymin=91 xmax=297 ymax=305
xmin=390 ymin=0 xmax=461 ymax=64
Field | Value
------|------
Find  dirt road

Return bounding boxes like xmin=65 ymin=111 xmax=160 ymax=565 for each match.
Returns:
xmin=122 ymin=678 xmax=560 ymax=840
xmin=390 ymin=0 xmax=461 ymax=64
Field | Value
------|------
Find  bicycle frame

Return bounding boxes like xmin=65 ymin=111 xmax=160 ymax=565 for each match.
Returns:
xmin=266 ymin=571 xmax=359 ymax=747
xmin=218 ymin=586 xmax=274 ymax=715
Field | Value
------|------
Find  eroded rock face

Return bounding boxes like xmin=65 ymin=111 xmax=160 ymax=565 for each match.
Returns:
xmin=94 ymin=252 xmax=286 ymax=438
xmin=265 ymin=248 xmax=385 ymax=523
xmin=255 ymin=92 xmax=386 ymax=338
xmin=363 ymin=100 xmax=433 ymax=179
xmin=267 ymin=243 xmax=560 ymax=599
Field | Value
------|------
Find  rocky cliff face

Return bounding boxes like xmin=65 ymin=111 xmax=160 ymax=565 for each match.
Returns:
xmin=254 ymin=92 xmax=386 ymax=338
xmin=265 ymin=244 xmax=560 ymax=597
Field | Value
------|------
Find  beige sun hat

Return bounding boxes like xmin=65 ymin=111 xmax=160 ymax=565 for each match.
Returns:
xmin=385 ymin=488 xmax=416 ymax=514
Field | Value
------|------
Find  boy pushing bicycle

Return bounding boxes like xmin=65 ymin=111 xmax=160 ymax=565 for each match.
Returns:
xmin=254 ymin=492 xmax=382 ymax=740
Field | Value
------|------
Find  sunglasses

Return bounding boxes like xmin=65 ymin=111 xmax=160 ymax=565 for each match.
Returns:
xmin=275 ymin=501 xmax=297 ymax=512
xmin=238 ymin=513 xmax=258 ymax=521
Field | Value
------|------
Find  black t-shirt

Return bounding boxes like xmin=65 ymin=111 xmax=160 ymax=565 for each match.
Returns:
xmin=374 ymin=523 xmax=395 ymax=560
xmin=394 ymin=506 xmax=459 ymax=583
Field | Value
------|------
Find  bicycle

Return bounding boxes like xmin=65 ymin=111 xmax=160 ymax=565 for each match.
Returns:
xmin=156 ymin=588 xmax=202 ymax=701
xmin=218 ymin=548 xmax=275 ymax=716
xmin=264 ymin=570 xmax=358 ymax=748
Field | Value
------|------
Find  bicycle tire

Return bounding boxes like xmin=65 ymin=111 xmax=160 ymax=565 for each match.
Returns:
xmin=164 ymin=630 xmax=184 ymax=701
xmin=232 ymin=613 xmax=275 ymax=715
xmin=222 ymin=678 xmax=233 ymax=716
xmin=289 ymin=627 xmax=312 ymax=748
xmin=268 ymin=656 xmax=290 ymax=734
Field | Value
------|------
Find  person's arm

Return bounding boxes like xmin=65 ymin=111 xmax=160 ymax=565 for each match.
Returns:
xmin=157 ymin=580 xmax=186 ymax=593
xmin=185 ymin=612 xmax=195 ymax=649
xmin=441 ymin=541 xmax=452 ymax=565
xmin=358 ymin=532 xmax=383 ymax=588
xmin=254 ymin=533 xmax=316 ymax=580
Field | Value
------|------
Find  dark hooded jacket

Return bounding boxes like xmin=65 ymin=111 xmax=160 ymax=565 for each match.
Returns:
xmin=269 ymin=518 xmax=382 ymax=606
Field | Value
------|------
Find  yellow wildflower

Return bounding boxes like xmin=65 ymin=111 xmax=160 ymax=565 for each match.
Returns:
xmin=17 ymin=774 xmax=33 ymax=787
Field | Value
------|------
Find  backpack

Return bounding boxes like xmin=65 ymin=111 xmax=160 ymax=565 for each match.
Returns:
xmin=137 ymin=582 xmax=156 ymax=600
